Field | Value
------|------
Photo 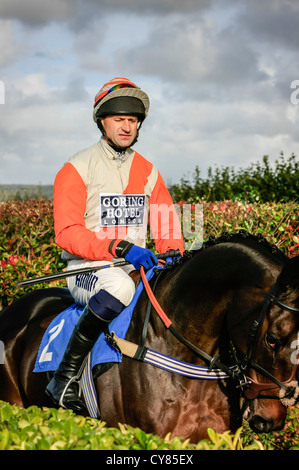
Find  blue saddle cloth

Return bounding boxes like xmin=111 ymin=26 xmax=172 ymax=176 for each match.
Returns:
xmin=34 ymin=266 xmax=160 ymax=373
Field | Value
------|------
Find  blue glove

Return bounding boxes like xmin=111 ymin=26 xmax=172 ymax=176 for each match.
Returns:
xmin=125 ymin=245 xmax=158 ymax=270
xmin=113 ymin=241 xmax=158 ymax=270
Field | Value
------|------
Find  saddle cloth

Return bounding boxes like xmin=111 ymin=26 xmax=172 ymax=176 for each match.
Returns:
xmin=33 ymin=266 xmax=160 ymax=373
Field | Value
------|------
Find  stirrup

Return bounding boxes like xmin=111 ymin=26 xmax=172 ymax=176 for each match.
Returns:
xmin=58 ymin=375 xmax=83 ymax=409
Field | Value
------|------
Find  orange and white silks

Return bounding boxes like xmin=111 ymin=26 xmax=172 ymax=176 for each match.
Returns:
xmin=53 ymin=137 xmax=184 ymax=262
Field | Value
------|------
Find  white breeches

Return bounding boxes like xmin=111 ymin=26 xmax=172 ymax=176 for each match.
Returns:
xmin=66 ymin=259 xmax=136 ymax=307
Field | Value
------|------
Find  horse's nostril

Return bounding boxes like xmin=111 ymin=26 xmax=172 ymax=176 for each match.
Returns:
xmin=249 ymin=415 xmax=273 ymax=434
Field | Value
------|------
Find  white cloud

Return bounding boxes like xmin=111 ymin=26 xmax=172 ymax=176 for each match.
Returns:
xmin=14 ymin=73 xmax=48 ymax=97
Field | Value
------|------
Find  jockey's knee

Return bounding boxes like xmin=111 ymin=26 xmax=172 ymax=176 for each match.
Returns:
xmin=66 ymin=261 xmax=136 ymax=307
xmin=106 ymin=275 xmax=135 ymax=306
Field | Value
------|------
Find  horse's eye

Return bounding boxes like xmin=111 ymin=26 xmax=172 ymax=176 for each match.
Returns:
xmin=264 ymin=332 xmax=280 ymax=351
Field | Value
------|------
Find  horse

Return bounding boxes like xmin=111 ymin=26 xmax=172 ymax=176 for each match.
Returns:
xmin=0 ymin=231 xmax=298 ymax=443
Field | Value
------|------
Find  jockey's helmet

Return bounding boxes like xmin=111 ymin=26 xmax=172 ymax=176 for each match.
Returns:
xmin=93 ymin=77 xmax=150 ymax=123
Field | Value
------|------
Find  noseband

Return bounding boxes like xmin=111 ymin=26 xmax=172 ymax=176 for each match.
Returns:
xmin=239 ymin=284 xmax=299 ymax=406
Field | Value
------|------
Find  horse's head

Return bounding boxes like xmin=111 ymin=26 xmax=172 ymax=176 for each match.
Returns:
xmin=240 ymin=256 xmax=299 ymax=433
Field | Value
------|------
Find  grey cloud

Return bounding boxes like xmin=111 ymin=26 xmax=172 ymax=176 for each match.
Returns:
xmin=113 ymin=14 xmax=270 ymax=101
xmin=0 ymin=0 xmax=213 ymax=27
xmin=61 ymin=77 xmax=89 ymax=103
xmin=208 ymin=28 xmax=268 ymax=85
xmin=113 ymin=14 xmax=215 ymax=80
xmin=237 ymin=0 xmax=299 ymax=51
xmin=82 ymin=0 xmax=213 ymax=17
xmin=106 ymin=1 xmax=297 ymax=112
xmin=0 ymin=0 xmax=76 ymax=26
xmin=72 ymin=22 xmax=109 ymax=70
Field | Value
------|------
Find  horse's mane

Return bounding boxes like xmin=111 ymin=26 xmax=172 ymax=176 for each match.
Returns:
xmin=178 ymin=230 xmax=288 ymax=265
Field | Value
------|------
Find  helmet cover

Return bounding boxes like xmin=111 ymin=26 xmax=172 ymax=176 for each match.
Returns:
xmin=93 ymin=77 xmax=150 ymax=123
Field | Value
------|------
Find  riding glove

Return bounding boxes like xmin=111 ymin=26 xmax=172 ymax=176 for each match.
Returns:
xmin=114 ymin=241 xmax=158 ymax=270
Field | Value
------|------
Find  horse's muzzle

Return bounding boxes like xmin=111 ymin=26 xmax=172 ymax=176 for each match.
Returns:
xmin=249 ymin=415 xmax=275 ymax=434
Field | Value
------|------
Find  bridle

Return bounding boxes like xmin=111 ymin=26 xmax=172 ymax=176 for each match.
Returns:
xmin=236 ymin=284 xmax=299 ymax=406
xmin=139 ymin=266 xmax=299 ymax=407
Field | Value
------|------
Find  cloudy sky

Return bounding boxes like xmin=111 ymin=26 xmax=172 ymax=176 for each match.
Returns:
xmin=1 ymin=0 xmax=299 ymax=186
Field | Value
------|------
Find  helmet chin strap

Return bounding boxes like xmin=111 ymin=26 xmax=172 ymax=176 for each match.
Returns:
xmin=97 ymin=119 xmax=142 ymax=153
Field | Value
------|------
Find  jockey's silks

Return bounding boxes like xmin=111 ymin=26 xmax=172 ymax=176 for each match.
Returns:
xmin=54 ymin=137 xmax=184 ymax=261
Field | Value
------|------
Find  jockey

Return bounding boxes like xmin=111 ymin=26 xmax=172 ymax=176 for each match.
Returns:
xmin=46 ymin=77 xmax=184 ymax=412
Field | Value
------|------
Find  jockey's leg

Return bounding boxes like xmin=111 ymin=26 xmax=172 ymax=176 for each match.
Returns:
xmin=45 ymin=260 xmax=135 ymax=412
xmin=45 ymin=289 xmax=126 ymax=412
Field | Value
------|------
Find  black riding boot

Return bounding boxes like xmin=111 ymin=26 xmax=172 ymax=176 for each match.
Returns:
xmin=45 ymin=290 xmax=125 ymax=413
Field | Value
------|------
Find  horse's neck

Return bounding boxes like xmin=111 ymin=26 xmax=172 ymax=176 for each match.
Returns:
xmin=150 ymin=250 xmax=284 ymax=354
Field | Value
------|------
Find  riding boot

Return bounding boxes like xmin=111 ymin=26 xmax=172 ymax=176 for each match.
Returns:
xmin=45 ymin=290 xmax=125 ymax=413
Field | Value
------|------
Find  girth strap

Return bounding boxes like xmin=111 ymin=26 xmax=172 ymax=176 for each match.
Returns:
xmin=107 ymin=332 xmax=231 ymax=380
xmin=81 ymin=352 xmax=100 ymax=418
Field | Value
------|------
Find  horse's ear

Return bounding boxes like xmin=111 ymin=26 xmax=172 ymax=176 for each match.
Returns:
xmin=277 ymin=256 xmax=299 ymax=291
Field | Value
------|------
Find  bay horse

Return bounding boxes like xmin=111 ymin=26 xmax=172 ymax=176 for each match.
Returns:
xmin=0 ymin=231 xmax=298 ymax=443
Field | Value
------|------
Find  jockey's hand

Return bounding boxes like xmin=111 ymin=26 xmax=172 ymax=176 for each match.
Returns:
xmin=115 ymin=241 xmax=158 ymax=270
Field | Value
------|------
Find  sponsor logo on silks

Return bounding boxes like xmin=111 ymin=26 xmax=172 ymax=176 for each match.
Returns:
xmin=100 ymin=193 xmax=146 ymax=227
xmin=75 ymin=273 xmax=98 ymax=292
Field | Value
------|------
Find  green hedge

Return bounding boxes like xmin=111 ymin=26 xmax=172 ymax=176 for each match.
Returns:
xmin=0 ymin=200 xmax=299 ymax=450
xmin=169 ymin=153 xmax=299 ymax=203
xmin=0 ymin=199 xmax=298 ymax=308
xmin=0 ymin=401 xmax=298 ymax=450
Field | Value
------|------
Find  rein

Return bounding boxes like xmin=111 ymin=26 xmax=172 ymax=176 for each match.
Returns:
xmin=139 ymin=266 xmax=235 ymax=378
xmin=108 ymin=263 xmax=299 ymax=406
xmin=140 ymin=265 xmax=299 ymax=406
xmin=107 ymin=264 xmax=236 ymax=381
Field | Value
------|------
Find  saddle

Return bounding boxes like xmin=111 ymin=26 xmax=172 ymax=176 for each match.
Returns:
xmin=34 ymin=266 xmax=162 ymax=375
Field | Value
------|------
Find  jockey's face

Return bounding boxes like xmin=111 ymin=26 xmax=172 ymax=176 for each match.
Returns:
xmin=101 ymin=115 xmax=138 ymax=149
